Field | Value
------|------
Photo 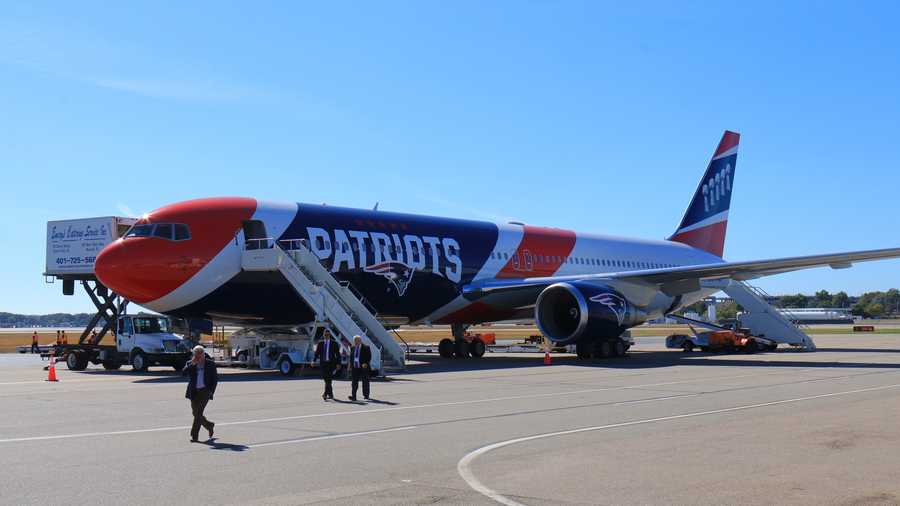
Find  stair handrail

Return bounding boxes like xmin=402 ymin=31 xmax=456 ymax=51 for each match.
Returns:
xmin=276 ymin=240 xmax=405 ymax=367
xmin=743 ymin=282 xmax=810 ymax=332
xmin=391 ymin=328 xmax=411 ymax=359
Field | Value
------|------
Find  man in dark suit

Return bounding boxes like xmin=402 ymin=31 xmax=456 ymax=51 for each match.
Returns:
xmin=314 ymin=328 xmax=341 ymax=400
xmin=182 ymin=345 xmax=218 ymax=442
xmin=348 ymin=335 xmax=372 ymax=401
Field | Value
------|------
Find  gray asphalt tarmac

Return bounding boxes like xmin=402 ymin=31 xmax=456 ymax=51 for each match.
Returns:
xmin=3 ymin=333 xmax=900 ymax=505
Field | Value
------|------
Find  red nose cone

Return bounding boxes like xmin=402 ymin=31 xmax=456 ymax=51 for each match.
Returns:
xmin=95 ymin=197 xmax=257 ymax=304
xmin=95 ymin=239 xmax=141 ymax=300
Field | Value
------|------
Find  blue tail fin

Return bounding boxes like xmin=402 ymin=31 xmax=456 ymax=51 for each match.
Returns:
xmin=669 ymin=130 xmax=739 ymax=258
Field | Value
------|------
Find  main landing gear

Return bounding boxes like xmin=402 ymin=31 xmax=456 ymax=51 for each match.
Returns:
xmin=575 ymin=337 xmax=630 ymax=360
xmin=438 ymin=324 xmax=486 ymax=359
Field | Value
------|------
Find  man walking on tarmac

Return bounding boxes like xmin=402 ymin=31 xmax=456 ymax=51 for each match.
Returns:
xmin=31 ymin=331 xmax=40 ymax=354
xmin=348 ymin=335 xmax=371 ymax=401
xmin=315 ymin=328 xmax=341 ymax=400
xmin=183 ymin=345 xmax=218 ymax=442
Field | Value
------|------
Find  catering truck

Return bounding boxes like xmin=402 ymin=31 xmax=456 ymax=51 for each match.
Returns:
xmin=60 ymin=313 xmax=192 ymax=371
xmin=44 ymin=216 xmax=194 ymax=372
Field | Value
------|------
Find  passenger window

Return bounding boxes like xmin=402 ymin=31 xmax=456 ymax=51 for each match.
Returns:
xmin=174 ymin=224 xmax=190 ymax=241
xmin=153 ymin=224 xmax=173 ymax=240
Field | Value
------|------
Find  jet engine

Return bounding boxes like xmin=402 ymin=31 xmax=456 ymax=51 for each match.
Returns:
xmin=534 ymin=282 xmax=636 ymax=345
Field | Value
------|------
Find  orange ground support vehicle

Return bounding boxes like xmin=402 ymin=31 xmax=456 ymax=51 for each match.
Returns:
xmin=667 ymin=325 xmax=777 ymax=353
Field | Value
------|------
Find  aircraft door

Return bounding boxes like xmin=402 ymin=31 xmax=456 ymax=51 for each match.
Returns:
xmin=242 ymin=220 xmax=269 ymax=250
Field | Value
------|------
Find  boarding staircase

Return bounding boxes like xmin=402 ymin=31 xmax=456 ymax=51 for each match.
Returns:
xmin=241 ymin=238 xmax=406 ymax=373
xmin=722 ymin=280 xmax=816 ymax=350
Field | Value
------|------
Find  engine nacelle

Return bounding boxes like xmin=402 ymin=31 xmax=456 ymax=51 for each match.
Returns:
xmin=535 ymin=282 xmax=637 ymax=345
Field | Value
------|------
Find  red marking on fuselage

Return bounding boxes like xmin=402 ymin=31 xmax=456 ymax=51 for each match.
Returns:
xmin=95 ymin=197 xmax=257 ymax=303
xmin=496 ymin=226 xmax=577 ymax=278
xmin=670 ymin=221 xmax=728 ymax=258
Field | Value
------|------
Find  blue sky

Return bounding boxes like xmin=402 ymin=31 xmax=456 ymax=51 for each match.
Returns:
xmin=2 ymin=1 xmax=899 ymax=314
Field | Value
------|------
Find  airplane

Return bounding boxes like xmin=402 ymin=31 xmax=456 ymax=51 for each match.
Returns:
xmin=94 ymin=131 xmax=900 ymax=359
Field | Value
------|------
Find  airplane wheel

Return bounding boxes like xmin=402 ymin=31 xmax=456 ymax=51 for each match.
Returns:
xmin=613 ymin=339 xmax=627 ymax=357
xmin=469 ymin=339 xmax=485 ymax=358
xmin=593 ymin=340 xmax=612 ymax=359
xmin=438 ymin=339 xmax=454 ymax=358
xmin=454 ymin=339 xmax=470 ymax=358
xmin=575 ymin=341 xmax=591 ymax=359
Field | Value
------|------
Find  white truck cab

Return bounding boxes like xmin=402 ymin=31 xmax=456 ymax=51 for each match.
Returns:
xmin=112 ymin=313 xmax=192 ymax=371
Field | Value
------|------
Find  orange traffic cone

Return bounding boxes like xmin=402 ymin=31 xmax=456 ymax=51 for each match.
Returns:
xmin=543 ymin=351 xmax=552 ymax=365
xmin=47 ymin=356 xmax=58 ymax=382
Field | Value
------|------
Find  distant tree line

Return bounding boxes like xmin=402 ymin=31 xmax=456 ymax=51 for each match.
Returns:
xmin=682 ymin=288 xmax=900 ymax=320
xmin=0 ymin=312 xmax=94 ymax=328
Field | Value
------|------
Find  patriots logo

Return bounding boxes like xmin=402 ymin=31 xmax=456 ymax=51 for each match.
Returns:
xmin=589 ymin=293 xmax=628 ymax=326
xmin=364 ymin=261 xmax=415 ymax=297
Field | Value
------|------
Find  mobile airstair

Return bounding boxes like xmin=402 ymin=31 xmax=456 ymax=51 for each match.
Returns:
xmin=241 ymin=238 xmax=406 ymax=373
xmin=720 ymin=280 xmax=816 ymax=350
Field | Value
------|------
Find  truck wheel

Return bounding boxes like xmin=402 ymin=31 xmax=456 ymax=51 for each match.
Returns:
xmin=278 ymin=358 xmax=295 ymax=376
xmin=438 ymin=338 xmax=454 ymax=358
xmin=131 ymin=351 xmax=148 ymax=372
xmin=744 ymin=340 xmax=758 ymax=354
xmin=66 ymin=352 xmax=87 ymax=371
xmin=469 ymin=339 xmax=486 ymax=358
xmin=102 ymin=360 xmax=121 ymax=370
xmin=613 ymin=339 xmax=627 ymax=357
xmin=682 ymin=342 xmax=694 ymax=353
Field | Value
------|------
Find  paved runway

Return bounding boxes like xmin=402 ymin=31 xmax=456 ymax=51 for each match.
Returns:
xmin=3 ymin=334 xmax=900 ymax=505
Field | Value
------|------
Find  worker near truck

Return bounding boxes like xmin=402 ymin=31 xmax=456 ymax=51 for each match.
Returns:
xmin=31 ymin=332 xmax=39 ymax=354
xmin=314 ymin=328 xmax=341 ymax=401
xmin=182 ymin=345 xmax=218 ymax=443
xmin=56 ymin=330 xmax=61 ymax=346
xmin=348 ymin=335 xmax=372 ymax=401
xmin=61 ymin=331 xmax=68 ymax=345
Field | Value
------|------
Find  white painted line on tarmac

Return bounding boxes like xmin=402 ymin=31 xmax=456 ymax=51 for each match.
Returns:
xmin=457 ymin=382 xmax=900 ymax=506
xmin=0 ymin=374 xmax=741 ymax=444
xmin=0 ymin=369 xmax=863 ymax=444
xmin=249 ymin=426 xmax=418 ymax=448
xmin=0 ymin=377 xmax=130 ymax=386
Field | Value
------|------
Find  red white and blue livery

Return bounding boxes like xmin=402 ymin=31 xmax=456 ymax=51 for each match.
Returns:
xmin=94 ymin=131 xmax=900 ymax=353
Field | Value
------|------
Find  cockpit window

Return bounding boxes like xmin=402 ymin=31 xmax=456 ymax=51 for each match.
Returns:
xmin=125 ymin=224 xmax=154 ymax=237
xmin=153 ymin=224 xmax=173 ymax=240
xmin=174 ymin=224 xmax=191 ymax=241
xmin=124 ymin=223 xmax=191 ymax=241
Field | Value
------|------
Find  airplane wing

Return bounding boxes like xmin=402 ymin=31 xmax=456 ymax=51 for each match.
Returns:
xmin=463 ymin=247 xmax=900 ymax=299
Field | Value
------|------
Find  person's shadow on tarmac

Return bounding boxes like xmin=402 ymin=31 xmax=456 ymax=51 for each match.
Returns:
xmin=204 ymin=438 xmax=249 ymax=452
